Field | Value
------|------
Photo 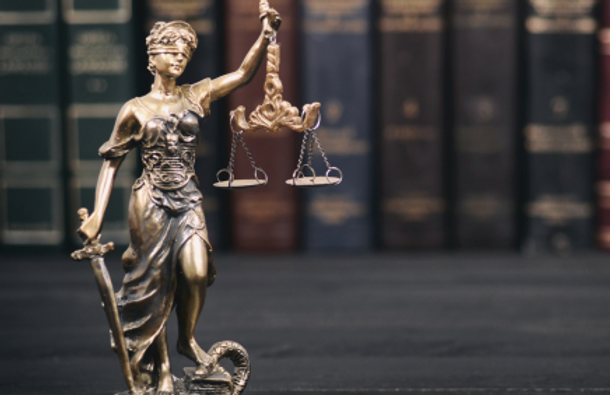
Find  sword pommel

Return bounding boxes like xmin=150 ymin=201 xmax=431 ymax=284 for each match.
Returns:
xmin=77 ymin=207 xmax=89 ymax=222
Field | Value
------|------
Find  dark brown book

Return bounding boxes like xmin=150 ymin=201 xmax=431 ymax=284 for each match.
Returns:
xmin=378 ymin=0 xmax=446 ymax=248
xmin=451 ymin=0 xmax=518 ymax=249
xmin=598 ymin=0 xmax=610 ymax=250
xmin=224 ymin=0 xmax=299 ymax=252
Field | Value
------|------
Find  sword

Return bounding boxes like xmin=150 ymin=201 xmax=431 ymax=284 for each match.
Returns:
xmin=71 ymin=208 xmax=142 ymax=395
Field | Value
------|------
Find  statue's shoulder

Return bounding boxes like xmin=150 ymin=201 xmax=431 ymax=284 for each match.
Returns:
xmin=121 ymin=97 xmax=144 ymax=115
xmin=116 ymin=97 xmax=153 ymax=125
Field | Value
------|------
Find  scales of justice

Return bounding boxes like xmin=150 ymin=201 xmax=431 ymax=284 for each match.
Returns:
xmin=70 ymin=1 xmax=341 ymax=394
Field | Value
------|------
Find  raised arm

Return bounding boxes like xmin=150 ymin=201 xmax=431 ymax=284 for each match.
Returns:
xmin=208 ymin=9 xmax=281 ymax=102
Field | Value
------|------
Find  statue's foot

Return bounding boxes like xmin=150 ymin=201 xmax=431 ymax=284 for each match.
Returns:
xmin=177 ymin=339 xmax=216 ymax=377
xmin=195 ymin=361 xmax=229 ymax=378
xmin=194 ymin=354 xmax=216 ymax=377
xmin=156 ymin=370 xmax=174 ymax=395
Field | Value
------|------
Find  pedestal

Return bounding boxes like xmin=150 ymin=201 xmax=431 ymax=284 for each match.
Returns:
xmin=181 ymin=367 xmax=233 ymax=395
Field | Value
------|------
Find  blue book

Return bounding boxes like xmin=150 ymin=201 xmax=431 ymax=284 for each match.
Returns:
xmin=301 ymin=0 xmax=373 ymax=250
xmin=0 ymin=1 xmax=64 ymax=246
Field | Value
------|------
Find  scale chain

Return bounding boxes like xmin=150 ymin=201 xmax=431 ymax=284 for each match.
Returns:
xmin=227 ymin=130 xmax=239 ymax=177
xmin=237 ymin=131 xmax=260 ymax=172
xmin=307 ymin=130 xmax=314 ymax=169
xmin=312 ymin=130 xmax=333 ymax=171
xmin=295 ymin=128 xmax=309 ymax=175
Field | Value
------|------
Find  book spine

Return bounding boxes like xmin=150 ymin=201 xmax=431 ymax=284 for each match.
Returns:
xmin=378 ymin=0 xmax=446 ymax=249
xmin=224 ymin=0 xmax=299 ymax=252
xmin=145 ymin=0 xmax=224 ymax=249
xmin=0 ymin=1 xmax=64 ymax=246
xmin=301 ymin=0 xmax=373 ymax=250
xmin=598 ymin=0 xmax=610 ymax=249
xmin=523 ymin=1 xmax=598 ymax=252
xmin=62 ymin=0 xmax=137 ymax=246
xmin=451 ymin=0 xmax=518 ymax=249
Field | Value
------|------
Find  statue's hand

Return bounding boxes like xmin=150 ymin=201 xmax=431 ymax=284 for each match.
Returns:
xmin=77 ymin=209 xmax=101 ymax=244
xmin=267 ymin=8 xmax=281 ymax=31
xmin=262 ymin=8 xmax=281 ymax=38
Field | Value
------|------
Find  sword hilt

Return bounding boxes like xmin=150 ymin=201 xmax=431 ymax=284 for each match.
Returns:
xmin=71 ymin=241 xmax=115 ymax=261
xmin=71 ymin=207 xmax=115 ymax=261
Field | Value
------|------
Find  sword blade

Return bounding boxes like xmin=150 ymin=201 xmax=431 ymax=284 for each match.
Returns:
xmin=90 ymin=255 xmax=138 ymax=394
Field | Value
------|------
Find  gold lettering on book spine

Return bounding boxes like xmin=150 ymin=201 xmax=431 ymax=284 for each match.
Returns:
xmin=383 ymin=196 xmax=444 ymax=222
xmin=527 ymin=195 xmax=592 ymax=225
xmin=310 ymin=194 xmax=365 ymax=225
xmin=526 ymin=0 xmax=597 ymax=34
xmin=304 ymin=0 xmax=368 ymax=33
xmin=379 ymin=0 xmax=443 ymax=33
xmin=147 ymin=0 xmax=215 ymax=34
xmin=459 ymin=195 xmax=510 ymax=220
xmin=454 ymin=0 xmax=514 ymax=29
xmin=525 ymin=124 xmax=592 ymax=153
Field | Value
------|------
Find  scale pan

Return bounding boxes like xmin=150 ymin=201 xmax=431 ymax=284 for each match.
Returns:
xmin=214 ymin=178 xmax=267 ymax=190
xmin=285 ymin=176 xmax=342 ymax=188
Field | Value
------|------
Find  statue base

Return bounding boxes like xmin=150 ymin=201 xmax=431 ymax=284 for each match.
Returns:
xmin=115 ymin=369 xmax=232 ymax=395
xmin=180 ymin=367 xmax=233 ymax=395
xmin=115 ymin=340 xmax=250 ymax=395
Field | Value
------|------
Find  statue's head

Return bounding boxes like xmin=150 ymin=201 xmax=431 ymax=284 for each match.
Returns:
xmin=146 ymin=21 xmax=197 ymax=75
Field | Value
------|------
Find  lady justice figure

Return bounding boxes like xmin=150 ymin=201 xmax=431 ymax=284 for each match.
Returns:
xmin=77 ymin=8 xmax=281 ymax=395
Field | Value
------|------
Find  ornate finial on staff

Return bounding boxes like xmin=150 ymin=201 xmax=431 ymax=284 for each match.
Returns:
xmin=231 ymin=11 xmax=320 ymax=134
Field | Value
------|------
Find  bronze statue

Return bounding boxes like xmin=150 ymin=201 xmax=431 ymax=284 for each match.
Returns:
xmin=74 ymin=4 xmax=281 ymax=395
xmin=70 ymin=0 xmax=344 ymax=392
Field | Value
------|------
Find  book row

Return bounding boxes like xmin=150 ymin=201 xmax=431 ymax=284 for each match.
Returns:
xmin=0 ymin=0 xmax=606 ymax=253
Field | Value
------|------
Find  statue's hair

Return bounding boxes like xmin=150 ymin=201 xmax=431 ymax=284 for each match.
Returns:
xmin=146 ymin=21 xmax=198 ymax=75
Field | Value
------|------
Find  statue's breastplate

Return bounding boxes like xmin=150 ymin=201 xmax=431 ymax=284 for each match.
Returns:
xmin=141 ymin=111 xmax=200 ymax=191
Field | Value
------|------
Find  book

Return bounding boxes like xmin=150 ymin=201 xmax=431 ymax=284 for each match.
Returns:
xmin=523 ymin=1 xmax=598 ymax=252
xmin=378 ymin=0 xmax=446 ymax=249
xmin=0 ymin=1 xmax=64 ymax=246
xmin=62 ymin=0 xmax=137 ymax=246
xmin=451 ymin=0 xmax=518 ymax=249
xmin=145 ymin=0 xmax=224 ymax=249
xmin=224 ymin=0 xmax=299 ymax=252
xmin=599 ymin=0 xmax=610 ymax=250
xmin=301 ymin=0 xmax=373 ymax=250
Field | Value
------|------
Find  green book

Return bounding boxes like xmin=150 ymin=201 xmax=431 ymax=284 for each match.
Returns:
xmin=62 ymin=0 xmax=137 ymax=246
xmin=0 ymin=1 xmax=64 ymax=246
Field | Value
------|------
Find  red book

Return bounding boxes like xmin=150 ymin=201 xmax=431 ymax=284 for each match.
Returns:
xmin=598 ymin=0 xmax=610 ymax=249
xmin=224 ymin=0 xmax=299 ymax=252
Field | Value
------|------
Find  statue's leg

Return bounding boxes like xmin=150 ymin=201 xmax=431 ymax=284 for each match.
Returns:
xmin=152 ymin=326 xmax=174 ymax=395
xmin=176 ymin=235 xmax=214 ymax=372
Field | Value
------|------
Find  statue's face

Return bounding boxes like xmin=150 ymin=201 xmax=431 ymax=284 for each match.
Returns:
xmin=153 ymin=51 xmax=188 ymax=79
